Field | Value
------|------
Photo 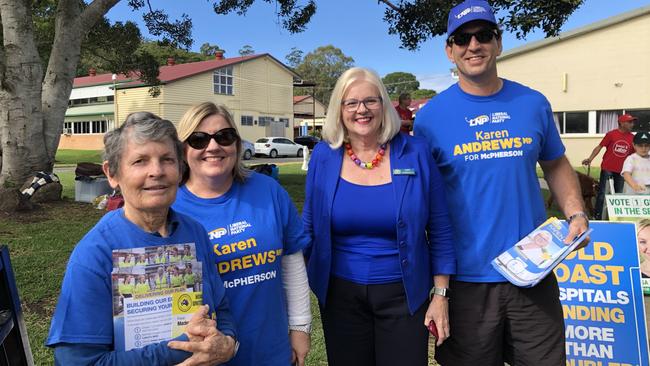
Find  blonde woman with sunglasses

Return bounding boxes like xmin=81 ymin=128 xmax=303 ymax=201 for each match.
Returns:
xmin=173 ymin=102 xmax=312 ymax=366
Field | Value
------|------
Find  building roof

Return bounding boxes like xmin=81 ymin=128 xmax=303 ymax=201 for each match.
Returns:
xmin=293 ymin=95 xmax=311 ymax=104
xmin=65 ymin=103 xmax=115 ymax=117
xmin=499 ymin=5 xmax=650 ymax=61
xmin=73 ymin=53 xmax=299 ymax=89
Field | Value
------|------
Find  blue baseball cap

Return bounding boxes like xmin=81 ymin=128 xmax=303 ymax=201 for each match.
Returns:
xmin=447 ymin=0 xmax=497 ymax=37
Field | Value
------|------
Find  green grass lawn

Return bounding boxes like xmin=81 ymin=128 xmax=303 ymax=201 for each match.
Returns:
xmin=4 ymin=162 xmax=571 ymax=365
xmin=55 ymin=149 xmax=103 ymax=165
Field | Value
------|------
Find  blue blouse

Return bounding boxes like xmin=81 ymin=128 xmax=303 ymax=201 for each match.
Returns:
xmin=331 ymin=178 xmax=401 ymax=284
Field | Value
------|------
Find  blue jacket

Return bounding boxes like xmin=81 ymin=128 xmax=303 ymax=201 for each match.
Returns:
xmin=303 ymin=133 xmax=456 ymax=314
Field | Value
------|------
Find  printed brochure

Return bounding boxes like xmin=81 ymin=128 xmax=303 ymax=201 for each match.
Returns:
xmin=111 ymin=243 xmax=203 ymax=351
xmin=491 ymin=217 xmax=592 ymax=287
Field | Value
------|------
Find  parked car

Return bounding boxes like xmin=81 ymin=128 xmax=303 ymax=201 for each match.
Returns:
xmin=241 ymin=139 xmax=254 ymax=160
xmin=255 ymin=137 xmax=303 ymax=158
xmin=293 ymin=135 xmax=320 ymax=150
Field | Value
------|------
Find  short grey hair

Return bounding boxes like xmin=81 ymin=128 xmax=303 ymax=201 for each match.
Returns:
xmin=103 ymin=111 xmax=184 ymax=178
xmin=322 ymin=67 xmax=401 ymax=149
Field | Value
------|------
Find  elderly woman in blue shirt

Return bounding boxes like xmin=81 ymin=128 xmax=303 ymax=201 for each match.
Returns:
xmin=303 ymin=67 xmax=456 ymax=366
xmin=47 ymin=112 xmax=237 ymax=365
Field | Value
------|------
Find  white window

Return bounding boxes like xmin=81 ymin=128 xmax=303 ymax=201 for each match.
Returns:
xmin=91 ymin=120 xmax=107 ymax=133
xmin=279 ymin=118 xmax=289 ymax=128
xmin=213 ymin=67 xmax=234 ymax=95
xmin=259 ymin=116 xmax=273 ymax=127
xmin=241 ymin=115 xmax=253 ymax=126
xmin=74 ymin=121 xmax=90 ymax=134
xmin=554 ymin=112 xmax=589 ymax=134
xmin=565 ymin=112 xmax=589 ymax=134
xmin=628 ymin=109 xmax=650 ymax=132
xmin=63 ymin=120 xmax=108 ymax=135
xmin=596 ymin=110 xmax=622 ymax=134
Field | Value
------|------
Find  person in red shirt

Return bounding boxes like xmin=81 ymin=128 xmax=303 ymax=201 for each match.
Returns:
xmin=582 ymin=113 xmax=636 ymax=219
xmin=395 ymin=92 xmax=414 ymax=134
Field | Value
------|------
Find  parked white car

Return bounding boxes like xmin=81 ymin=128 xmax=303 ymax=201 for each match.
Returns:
xmin=255 ymin=137 xmax=303 ymax=158
xmin=241 ymin=139 xmax=254 ymax=160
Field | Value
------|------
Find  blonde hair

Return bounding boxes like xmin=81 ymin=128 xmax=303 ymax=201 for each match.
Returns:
xmin=639 ymin=219 xmax=650 ymax=234
xmin=322 ymin=67 xmax=401 ymax=149
xmin=176 ymin=102 xmax=250 ymax=183
xmin=639 ymin=219 xmax=650 ymax=264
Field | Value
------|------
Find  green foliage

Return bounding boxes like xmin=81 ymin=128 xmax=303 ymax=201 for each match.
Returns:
xmin=285 ymin=47 xmax=304 ymax=69
xmin=31 ymin=0 xmax=57 ymax=70
xmin=382 ymin=0 xmax=585 ymax=50
xmin=213 ymin=0 xmax=316 ymax=33
xmin=238 ymin=44 xmax=255 ymax=56
xmin=200 ymin=42 xmax=222 ymax=57
xmin=411 ymin=89 xmax=437 ymax=99
xmin=142 ymin=11 xmax=193 ymax=49
xmin=138 ymin=41 xmax=210 ymax=65
xmin=382 ymin=72 xmax=420 ymax=98
xmin=76 ymin=20 xmax=144 ymax=76
xmin=294 ymin=45 xmax=354 ymax=105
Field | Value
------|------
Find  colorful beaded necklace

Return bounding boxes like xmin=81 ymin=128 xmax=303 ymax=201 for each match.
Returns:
xmin=345 ymin=142 xmax=387 ymax=169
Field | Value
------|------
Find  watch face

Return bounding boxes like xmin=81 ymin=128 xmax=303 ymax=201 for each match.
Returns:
xmin=432 ymin=287 xmax=448 ymax=297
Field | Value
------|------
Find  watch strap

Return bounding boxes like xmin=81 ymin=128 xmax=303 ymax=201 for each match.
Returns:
xmin=567 ymin=211 xmax=589 ymax=227
xmin=429 ymin=287 xmax=449 ymax=300
xmin=289 ymin=323 xmax=312 ymax=334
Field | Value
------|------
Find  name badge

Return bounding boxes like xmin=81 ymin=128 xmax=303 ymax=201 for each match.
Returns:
xmin=393 ymin=168 xmax=415 ymax=176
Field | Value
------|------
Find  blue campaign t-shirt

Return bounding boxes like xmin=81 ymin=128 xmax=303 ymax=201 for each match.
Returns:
xmin=173 ymin=172 xmax=310 ymax=366
xmin=46 ymin=208 xmax=234 ymax=363
xmin=414 ymin=79 xmax=565 ymax=282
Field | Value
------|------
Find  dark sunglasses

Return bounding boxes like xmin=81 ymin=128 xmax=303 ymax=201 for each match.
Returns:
xmin=447 ymin=29 xmax=499 ymax=46
xmin=186 ymin=128 xmax=239 ymax=150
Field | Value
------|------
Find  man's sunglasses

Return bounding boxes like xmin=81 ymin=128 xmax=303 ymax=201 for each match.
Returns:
xmin=447 ymin=29 xmax=500 ymax=46
xmin=186 ymin=128 xmax=239 ymax=150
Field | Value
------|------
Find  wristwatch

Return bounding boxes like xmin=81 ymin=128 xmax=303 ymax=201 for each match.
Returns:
xmin=289 ymin=323 xmax=312 ymax=334
xmin=229 ymin=337 xmax=240 ymax=357
xmin=429 ymin=287 xmax=450 ymax=300
xmin=567 ymin=211 xmax=589 ymax=227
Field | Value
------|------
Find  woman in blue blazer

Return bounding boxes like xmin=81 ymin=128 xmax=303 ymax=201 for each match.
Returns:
xmin=303 ymin=67 xmax=456 ymax=366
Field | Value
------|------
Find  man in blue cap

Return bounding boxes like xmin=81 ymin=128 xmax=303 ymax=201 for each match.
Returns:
xmin=414 ymin=1 xmax=589 ymax=364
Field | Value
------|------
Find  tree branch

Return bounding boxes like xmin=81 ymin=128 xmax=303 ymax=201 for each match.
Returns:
xmin=80 ymin=0 xmax=121 ymax=33
xmin=145 ymin=0 xmax=154 ymax=13
xmin=378 ymin=0 xmax=399 ymax=12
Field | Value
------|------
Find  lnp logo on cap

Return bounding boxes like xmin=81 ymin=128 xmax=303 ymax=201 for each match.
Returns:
xmin=456 ymin=5 xmax=488 ymax=19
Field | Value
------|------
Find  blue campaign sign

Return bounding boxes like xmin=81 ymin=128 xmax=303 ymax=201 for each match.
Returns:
xmin=555 ymin=221 xmax=649 ymax=366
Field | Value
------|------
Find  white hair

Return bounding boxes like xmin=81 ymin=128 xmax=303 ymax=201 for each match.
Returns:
xmin=322 ymin=67 xmax=401 ymax=149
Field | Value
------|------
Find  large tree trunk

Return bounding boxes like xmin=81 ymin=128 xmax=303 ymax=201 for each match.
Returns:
xmin=42 ymin=0 xmax=120 ymax=162
xmin=0 ymin=0 xmax=48 ymax=191
xmin=0 ymin=0 xmax=118 ymax=210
